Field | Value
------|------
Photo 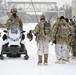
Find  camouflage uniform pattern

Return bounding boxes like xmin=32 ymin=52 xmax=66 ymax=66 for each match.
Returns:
xmin=32 ymin=20 xmax=51 ymax=42
xmin=52 ymin=19 xmax=73 ymax=44
xmin=52 ymin=19 xmax=74 ymax=61
xmin=71 ymin=23 xmax=76 ymax=57
xmin=6 ymin=15 xmax=23 ymax=30
xmin=31 ymin=20 xmax=51 ymax=55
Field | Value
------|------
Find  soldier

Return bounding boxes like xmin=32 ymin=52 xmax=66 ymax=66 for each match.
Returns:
xmin=52 ymin=16 xmax=73 ymax=64
xmin=52 ymin=17 xmax=60 ymax=29
xmin=65 ymin=18 xmax=73 ymax=60
xmin=6 ymin=8 xmax=23 ymax=30
xmin=5 ymin=8 xmax=25 ymax=43
xmin=51 ymin=17 xmax=60 ymax=44
xmin=0 ymin=11 xmax=8 ymax=37
xmin=30 ymin=15 xmax=51 ymax=66
xmin=69 ymin=19 xmax=74 ymax=26
xmin=3 ymin=8 xmax=26 ymax=49
xmin=71 ymin=16 xmax=76 ymax=59
xmin=0 ymin=11 xmax=8 ymax=27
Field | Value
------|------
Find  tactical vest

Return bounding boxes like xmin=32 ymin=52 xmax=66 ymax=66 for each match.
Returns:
xmin=58 ymin=24 xmax=69 ymax=37
xmin=10 ymin=16 xmax=20 ymax=26
xmin=38 ymin=22 xmax=51 ymax=40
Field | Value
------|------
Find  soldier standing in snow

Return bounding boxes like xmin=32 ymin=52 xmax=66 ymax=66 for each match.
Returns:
xmin=52 ymin=16 xmax=73 ymax=64
xmin=29 ymin=15 xmax=51 ymax=66
xmin=70 ymin=16 xmax=76 ymax=60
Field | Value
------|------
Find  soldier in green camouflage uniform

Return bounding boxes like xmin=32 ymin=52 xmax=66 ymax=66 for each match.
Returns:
xmin=2 ymin=8 xmax=24 ymax=48
xmin=65 ymin=18 xmax=73 ymax=60
xmin=52 ymin=16 xmax=73 ymax=64
xmin=0 ymin=11 xmax=8 ymax=28
xmin=6 ymin=8 xmax=23 ymax=30
xmin=0 ymin=12 xmax=8 ymax=37
xmin=30 ymin=15 xmax=51 ymax=66
xmin=70 ymin=17 xmax=76 ymax=59
xmin=51 ymin=17 xmax=60 ymax=44
xmin=52 ymin=17 xmax=60 ymax=29
xmin=68 ymin=19 xmax=74 ymax=59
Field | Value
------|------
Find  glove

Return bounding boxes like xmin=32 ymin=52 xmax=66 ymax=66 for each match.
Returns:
xmin=29 ymin=30 xmax=32 ymax=33
xmin=53 ymin=40 xmax=56 ymax=44
xmin=2 ymin=34 xmax=7 ymax=41
xmin=27 ymin=32 xmax=33 ymax=41
xmin=69 ymin=34 xmax=72 ymax=36
xmin=34 ymin=32 xmax=39 ymax=36
xmin=34 ymin=33 xmax=37 ymax=36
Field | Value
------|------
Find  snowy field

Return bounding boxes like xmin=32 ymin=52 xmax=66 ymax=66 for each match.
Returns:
xmin=0 ymin=23 xmax=76 ymax=75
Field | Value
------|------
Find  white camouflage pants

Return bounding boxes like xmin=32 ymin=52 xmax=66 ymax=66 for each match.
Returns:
xmin=37 ymin=40 xmax=49 ymax=55
xmin=55 ymin=44 xmax=70 ymax=60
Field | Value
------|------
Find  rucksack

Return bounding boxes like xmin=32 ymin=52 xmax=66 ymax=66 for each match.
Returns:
xmin=44 ymin=22 xmax=51 ymax=35
xmin=58 ymin=24 xmax=69 ymax=37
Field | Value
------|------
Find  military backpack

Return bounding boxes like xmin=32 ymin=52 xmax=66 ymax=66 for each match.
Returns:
xmin=37 ymin=22 xmax=51 ymax=41
xmin=44 ymin=22 xmax=51 ymax=35
xmin=58 ymin=24 xmax=69 ymax=37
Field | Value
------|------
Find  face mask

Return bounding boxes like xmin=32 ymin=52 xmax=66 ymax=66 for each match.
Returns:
xmin=12 ymin=13 xmax=17 ymax=18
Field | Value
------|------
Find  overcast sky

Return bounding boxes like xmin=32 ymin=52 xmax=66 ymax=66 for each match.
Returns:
xmin=7 ymin=0 xmax=72 ymax=7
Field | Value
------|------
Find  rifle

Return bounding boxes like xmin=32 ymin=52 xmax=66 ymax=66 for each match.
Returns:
xmin=48 ymin=16 xmax=52 ymax=23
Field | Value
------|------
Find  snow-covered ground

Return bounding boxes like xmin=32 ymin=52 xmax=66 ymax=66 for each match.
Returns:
xmin=0 ymin=23 xmax=76 ymax=75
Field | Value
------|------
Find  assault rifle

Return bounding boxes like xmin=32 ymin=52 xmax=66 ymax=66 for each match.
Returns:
xmin=48 ymin=16 xmax=52 ymax=23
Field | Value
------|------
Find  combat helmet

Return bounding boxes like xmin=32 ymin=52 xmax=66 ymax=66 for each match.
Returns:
xmin=40 ymin=14 xmax=45 ymax=21
xmin=11 ymin=8 xmax=17 ymax=13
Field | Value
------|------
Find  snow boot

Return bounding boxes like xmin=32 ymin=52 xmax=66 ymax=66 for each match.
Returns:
xmin=65 ymin=58 xmax=70 ymax=62
xmin=44 ymin=54 xmax=48 ymax=65
xmin=37 ymin=55 xmax=42 ymax=66
xmin=62 ymin=59 xmax=66 ymax=64
xmin=71 ymin=56 xmax=75 ymax=59
xmin=55 ymin=59 xmax=62 ymax=64
xmin=75 ymin=57 xmax=76 ymax=61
